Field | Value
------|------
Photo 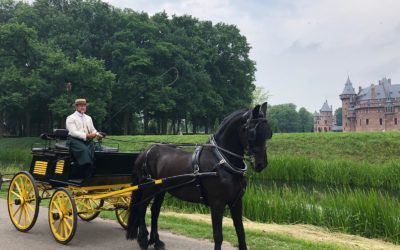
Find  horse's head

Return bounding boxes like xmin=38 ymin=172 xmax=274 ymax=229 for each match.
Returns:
xmin=241 ymin=102 xmax=273 ymax=172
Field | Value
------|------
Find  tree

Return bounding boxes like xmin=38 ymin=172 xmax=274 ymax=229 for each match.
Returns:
xmin=0 ymin=0 xmax=257 ymax=136
xmin=335 ymin=108 xmax=342 ymax=126
xmin=268 ymin=104 xmax=301 ymax=133
xmin=298 ymin=107 xmax=313 ymax=132
xmin=252 ymin=86 xmax=270 ymax=106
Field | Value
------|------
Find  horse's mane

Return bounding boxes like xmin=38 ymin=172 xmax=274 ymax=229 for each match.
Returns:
xmin=214 ymin=108 xmax=249 ymax=138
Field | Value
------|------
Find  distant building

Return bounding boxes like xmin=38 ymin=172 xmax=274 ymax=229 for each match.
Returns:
xmin=340 ymin=76 xmax=400 ymax=132
xmin=314 ymin=100 xmax=342 ymax=132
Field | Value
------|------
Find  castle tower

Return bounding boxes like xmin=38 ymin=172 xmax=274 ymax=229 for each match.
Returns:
xmin=318 ymin=100 xmax=333 ymax=132
xmin=313 ymin=111 xmax=320 ymax=132
xmin=339 ymin=76 xmax=357 ymax=132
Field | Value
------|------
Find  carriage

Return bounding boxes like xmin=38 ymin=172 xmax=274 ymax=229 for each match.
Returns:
xmin=1 ymin=129 xmax=167 ymax=244
xmin=1 ymin=103 xmax=271 ymax=250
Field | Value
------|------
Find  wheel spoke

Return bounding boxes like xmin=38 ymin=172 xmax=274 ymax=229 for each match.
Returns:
xmin=64 ymin=219 xmax=72 ymax=232
xmin=14 ymin=181 xmax=22 ymax=196
xmin=20 ymin=177 xmax=26 ymax=194
xmin=23 ymin=204 xmax=27 ymax=226
xmin=24 ymin=205 xmax=32 ymax=224
xmin=11 ymin=191 xmax=21 ymax=199
xmin=53 ymin=198 xmax=62 ymax=212
xmin=13 ymin=205 xmax=22 ymax=218
xmin=63 ymin=220 xmax=69 ymax=237
xmin=26 ymin=203 xmax=35 ymax=213
xmin=57 ymin=220 xmax=62 ymax=235
xmin=59 ymin=221 xmax=64 ymax=238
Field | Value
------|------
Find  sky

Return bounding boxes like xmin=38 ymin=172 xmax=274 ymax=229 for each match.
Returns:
xmin=103 ymin=0 xmax=400 ymax=112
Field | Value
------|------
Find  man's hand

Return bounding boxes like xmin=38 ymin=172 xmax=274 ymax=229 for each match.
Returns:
xmin=86 ymin=133 xmax=97 ymax=139
xmin=95 ymin=132 xmax=103 ymax=140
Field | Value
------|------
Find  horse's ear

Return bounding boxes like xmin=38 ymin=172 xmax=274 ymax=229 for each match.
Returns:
xmin=252 ymin=105 xmax=261 ymax=119
xmin=260 ymin=102 xmax=268 ymax=116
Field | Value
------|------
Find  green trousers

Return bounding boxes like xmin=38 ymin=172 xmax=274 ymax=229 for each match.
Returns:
xmin=67 ymin=137 xmax=95 ymax=167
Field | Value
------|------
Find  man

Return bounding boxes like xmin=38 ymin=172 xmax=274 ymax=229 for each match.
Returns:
xmin=66 ymin=98 xmax=102 ymax=178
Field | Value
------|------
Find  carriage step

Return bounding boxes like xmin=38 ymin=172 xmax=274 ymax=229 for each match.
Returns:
xmin=68 ymin=179 xmax=84 ymax=184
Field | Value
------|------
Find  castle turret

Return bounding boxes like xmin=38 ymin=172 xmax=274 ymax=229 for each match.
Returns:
xmin=339 ymin=76 xmax=357 ymax=132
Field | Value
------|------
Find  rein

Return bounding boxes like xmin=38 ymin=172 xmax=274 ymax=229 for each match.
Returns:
xmin=104 ymin=137 xmax=248 ymax=161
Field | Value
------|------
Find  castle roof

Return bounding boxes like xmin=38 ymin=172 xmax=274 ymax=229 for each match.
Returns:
xmin=340 ymin=76 xmax=356 ymax=95
xmin=319 ymin=100 xmax=332 ymax=112
xmin=357 ymin=77 xmax=400 ymax=101
xmin=320 ymin=100 xmax=332 ymax=112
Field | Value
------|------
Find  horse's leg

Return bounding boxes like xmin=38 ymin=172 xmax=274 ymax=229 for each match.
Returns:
xmin=137 ymin=196 xmax=151 ymax=250
xmin=210 ymin=203 xmax=225 ymax=250
xmin=229 ymin=199 xmax=247 ymax=250
xmin=149 ymin=192 xmax=166 ymax=250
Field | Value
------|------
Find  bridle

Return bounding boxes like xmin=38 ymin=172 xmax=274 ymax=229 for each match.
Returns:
xmin=243 ymin=116 xmax=267 ymax=155
xmin=209 ymin=112 xmax=268 ymax=175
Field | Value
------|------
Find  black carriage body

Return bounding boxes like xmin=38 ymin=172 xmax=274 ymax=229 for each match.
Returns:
xmin=29 ymin=133 xmax=139 ymax=187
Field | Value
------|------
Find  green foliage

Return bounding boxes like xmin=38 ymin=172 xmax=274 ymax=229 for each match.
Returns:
xmin=0 ymin=0 xmax=256 ymax=136
xmin=268 ymin=103 xmax=301 ymax=132
xmin=335 ymin=108 xmax=342 ymax=126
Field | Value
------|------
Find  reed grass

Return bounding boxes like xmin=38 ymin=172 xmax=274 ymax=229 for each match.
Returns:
xmin=163 ymin=182 xmax=400 ymax=244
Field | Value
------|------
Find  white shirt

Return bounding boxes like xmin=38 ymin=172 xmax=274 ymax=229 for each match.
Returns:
xmin=66 ymin=111 xmax=97 ymax=140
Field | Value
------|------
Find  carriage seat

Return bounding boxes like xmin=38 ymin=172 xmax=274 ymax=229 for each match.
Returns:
xmin=55 ymin=142 xmax=69 ymax=151
xmin=41 ymin=129 xmax=69 ymax=141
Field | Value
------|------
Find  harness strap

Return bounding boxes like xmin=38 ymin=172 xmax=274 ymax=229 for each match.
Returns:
xmin=142 ymin=145 xmax=156 ymax=180
xmin=210 ymin=136 xmax=247 ymax=176
xmin=191 ymin=146 xmax=208 ymax=205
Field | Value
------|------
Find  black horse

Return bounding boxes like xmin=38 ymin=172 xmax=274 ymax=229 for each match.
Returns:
xmin=126 ymin=103 xmax=273 ymax=250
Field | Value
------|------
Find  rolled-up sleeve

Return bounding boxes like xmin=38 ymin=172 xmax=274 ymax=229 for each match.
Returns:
xmin=66 ymin=116 xmax=87 ymax=140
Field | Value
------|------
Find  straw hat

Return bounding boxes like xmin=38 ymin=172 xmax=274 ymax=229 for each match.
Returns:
xmin=74 ymin=98 xmax=87 ymax=106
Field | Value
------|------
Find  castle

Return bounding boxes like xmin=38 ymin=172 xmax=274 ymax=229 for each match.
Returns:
xmin=341 ymin=76 xmax=400 ymax=132
xmin=313 ymin=100 xmax=341 ymax=132
xmin=315 ymin=76 xmax=400 ymax=132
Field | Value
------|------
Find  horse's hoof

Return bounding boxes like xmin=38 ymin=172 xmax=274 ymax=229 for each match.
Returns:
xmin=138 ymin=239 xmax=149 ymax=250
xmin=154 ymin=240 xmax=166 ymax=250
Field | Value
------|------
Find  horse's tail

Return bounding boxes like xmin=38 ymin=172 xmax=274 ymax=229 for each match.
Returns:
xmin=126 ymin=153 xmax=145 ymax=240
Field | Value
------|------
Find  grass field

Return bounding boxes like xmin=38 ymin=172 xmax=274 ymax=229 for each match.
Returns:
xmin=1 ymin=132 xmax=400 ymax=245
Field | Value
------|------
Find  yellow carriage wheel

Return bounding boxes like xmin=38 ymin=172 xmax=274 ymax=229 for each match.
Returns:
xmin=7 ymin=171 xmax=40 ymax=232
xmin=76 ymin=198 xmax=104 ymax=222
xmin=48 ymin=188 xmax=77 ymax=244
xmin=115 ymin=196 xmax=131 ymax=230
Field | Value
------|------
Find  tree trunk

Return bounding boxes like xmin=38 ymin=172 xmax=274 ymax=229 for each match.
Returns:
xmin=185 ymin=119 xmax=188 ymax=134
xmin=122 ymin=111 xmax=129 ymax=135
xmin=192 ymin=118 xmax=197 ymax=134
xmin=205 ymin=118 xmax=209 ymax=134
xmin=156 ymin=118 xmax=161 ymax=135
xmin=143 ymin=109 xmax=149 ymax=135
xmin=161 ymin=117 xmax=168 ymax=135
xmin=25 ymin=113 xmax=31 ymax=136
xmin=177 ymin=119 xmax=181 ymax=134
xmin=171 ymin=119 xmax=176 ymax=135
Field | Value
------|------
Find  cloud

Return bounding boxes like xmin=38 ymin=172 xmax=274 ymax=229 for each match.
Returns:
xmin=99 ymin=1 xmax=400 ymax=111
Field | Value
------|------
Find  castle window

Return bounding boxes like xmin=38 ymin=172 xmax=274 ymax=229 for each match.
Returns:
xmin=380 ymin=118 xmax=383 ymax=125
xmin=395 ymin=118 xmax=398 ymax=125
xmin=360 ymin=119 xmax=361 ymax=125
xmin=366 ymin=119 xmax=369 ymax=125
xmin=325 ymin=120 xmax=327 ymax=124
